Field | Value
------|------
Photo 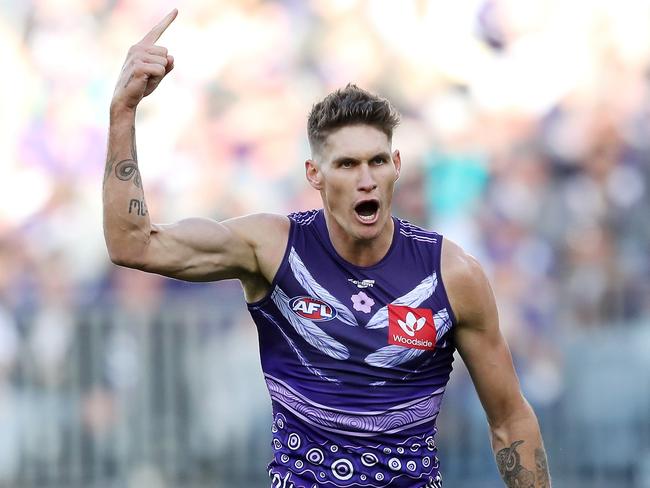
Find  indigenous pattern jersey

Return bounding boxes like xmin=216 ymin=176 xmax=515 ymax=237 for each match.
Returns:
xmin=247 ymin=209 xmax=457 ymax=488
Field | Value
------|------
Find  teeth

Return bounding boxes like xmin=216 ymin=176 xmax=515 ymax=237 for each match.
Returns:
xmin=358 ymin=213 xmax=376 ymax=222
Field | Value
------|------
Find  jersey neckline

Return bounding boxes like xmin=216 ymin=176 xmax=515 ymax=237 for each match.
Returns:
xmin=314 ymin=209 xmax=400 ymax=272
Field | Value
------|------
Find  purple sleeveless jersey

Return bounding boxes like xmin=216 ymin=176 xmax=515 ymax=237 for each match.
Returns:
xmin=247 ymin=209 xmax=457 ymax=488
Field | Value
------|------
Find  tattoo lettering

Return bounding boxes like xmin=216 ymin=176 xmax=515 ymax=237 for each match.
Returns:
xmin=535 ymin=448 xmax=550 ymax=488
xmin=115 ymin=159 xmax=142 ymax=188
xmin=496 ymin=440 xmax=534 ymax=488
xmin=128 ymin=199 xmax=148 ymax=216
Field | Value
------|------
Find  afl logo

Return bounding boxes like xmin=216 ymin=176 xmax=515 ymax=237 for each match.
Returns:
xmin=290 ymin=296 xmax=337 ymax=322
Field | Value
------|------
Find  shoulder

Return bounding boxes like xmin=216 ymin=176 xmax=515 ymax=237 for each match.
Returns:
xmin=229 ymin=213 xmax=291 ymax=300
xmin=441 ymin=237 xmax=495 ymax=330
xmin=224 ymin=212 xmax=290 ymax=246
xmin=222 ymin=212 xmax=291 ymax=270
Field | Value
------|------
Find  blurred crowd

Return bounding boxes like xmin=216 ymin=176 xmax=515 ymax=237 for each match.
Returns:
xmin=0 ymin=0 xmax=649 ymax=485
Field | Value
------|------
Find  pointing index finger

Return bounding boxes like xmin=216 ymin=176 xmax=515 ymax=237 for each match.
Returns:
xmin=141 ymin=8 xmax=178 ymax=45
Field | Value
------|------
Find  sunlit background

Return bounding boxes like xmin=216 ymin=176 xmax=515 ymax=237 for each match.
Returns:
xmin=1 ymin=0 xmax=650 ymax=486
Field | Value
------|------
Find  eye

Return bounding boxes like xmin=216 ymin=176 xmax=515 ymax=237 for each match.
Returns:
xmin=371 ymin=156 xmax=387 ymax=165
xmin=339 ymin=159 xmax=354 ymax=168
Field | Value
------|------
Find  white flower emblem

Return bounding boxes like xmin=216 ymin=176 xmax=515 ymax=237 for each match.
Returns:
xmin=397 ymin=311 xmax=426 ymax=337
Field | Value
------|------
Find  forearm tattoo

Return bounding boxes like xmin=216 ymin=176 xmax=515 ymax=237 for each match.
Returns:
xmin=103 ymin=158 xmax=115 ymax=186
xmin=128 ymin=198 xmax=148 ymax=216
xmin=113 ymin=126 xmax=142 ymax=187
xmin=124 ymin=72 xmax=135 ymax=88
xmin=105 ymin=126 xmax=140 ymax=188
xmin=115 ymin=159 xmax=142 ymax=188
xmin=534 ymin=448 xmax=550 ymax=488
xmin=103 ymin=146 xmax=117 ymax=186
xmin=130 ymin=125 xmax=137 ymax=162
xmin=496 ymin=440 xmax=535 ymax=488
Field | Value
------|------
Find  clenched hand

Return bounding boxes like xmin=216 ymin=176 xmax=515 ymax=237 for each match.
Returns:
xmin=111 ymin=9 xmax=177 ymax=113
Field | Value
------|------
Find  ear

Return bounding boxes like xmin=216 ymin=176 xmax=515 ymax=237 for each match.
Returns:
xmin=392 ymin=149 xmax=402 ymax=181
xmin=305 ymin=159 xmax=323 ymax=190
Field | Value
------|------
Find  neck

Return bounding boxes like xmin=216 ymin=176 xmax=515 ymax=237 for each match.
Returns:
xmin=323 ymin=211 xmax=395 ymax=267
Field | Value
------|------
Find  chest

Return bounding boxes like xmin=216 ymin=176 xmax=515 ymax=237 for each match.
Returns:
xmin=274 ymin=245 xmax=452 ymax=359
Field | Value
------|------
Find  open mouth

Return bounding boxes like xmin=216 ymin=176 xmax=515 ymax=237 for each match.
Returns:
xmin=354 ymin=200 xmax=380 ymax=224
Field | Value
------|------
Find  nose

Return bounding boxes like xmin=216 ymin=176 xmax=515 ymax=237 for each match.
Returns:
xmin=357 ymin=163 xmax=377 ymax=192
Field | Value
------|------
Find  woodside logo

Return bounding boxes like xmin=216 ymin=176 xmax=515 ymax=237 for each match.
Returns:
xmin=388 ymin=304 xmax=436 ymax=351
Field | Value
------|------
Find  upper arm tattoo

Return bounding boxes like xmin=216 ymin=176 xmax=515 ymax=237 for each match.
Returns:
xmin=496 ymin=440 xmax=535 ymax=488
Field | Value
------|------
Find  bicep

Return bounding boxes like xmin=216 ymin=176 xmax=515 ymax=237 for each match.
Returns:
xmin=135 ymin=216 xmax=259 ymax=282
xmin=455 ymin=313 xmax=526 ymax=428
xmin=444 ymin=242 xmax=526 ymax=427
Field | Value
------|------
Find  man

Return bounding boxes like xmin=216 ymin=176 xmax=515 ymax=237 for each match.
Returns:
xmin=103 ymin=9 xmax=551 ymax=488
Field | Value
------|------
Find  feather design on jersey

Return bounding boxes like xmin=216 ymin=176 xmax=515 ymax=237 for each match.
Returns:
xmin=288 ymin=248 xmax=358 ymax=327
xmin=365 ymin=273 xmax=438 ymax=330
xmin=272 ymin=286 xmax=350 ymax=360
xmin=364 ymin=307 xmax=452 ymax=369
xmin=260 ymin=310 xmax=339 ymax=383
xmin=433 ymin=308 xmax=452 ymax=342
xmin=365 ymin=346 xmax=424 ymax=368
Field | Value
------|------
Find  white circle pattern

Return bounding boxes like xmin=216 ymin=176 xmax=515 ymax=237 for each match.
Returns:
xmin=270 ymin=421 xmax=442 ymax=485
xmin=288 ymin=433 xmax=301 ymax=451
xmin=361 ymin=453 xmax=379 ymax=467
xmin=426 ymin=436 xmax=435 ymax=450
xmin=331 ymin=459 xmax=354 ymax=481
xmin=306 ymin=448 xmax=325 ymax=465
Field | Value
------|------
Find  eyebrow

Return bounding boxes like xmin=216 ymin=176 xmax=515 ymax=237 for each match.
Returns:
xmin=331 ymin=152 xmax=391 ymax=165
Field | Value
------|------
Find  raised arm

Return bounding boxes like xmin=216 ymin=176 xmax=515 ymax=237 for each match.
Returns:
xmin=442 ymin=238 xmax=551 ymax=488
xmin=103 ymin=10 xmax=288 ymax=294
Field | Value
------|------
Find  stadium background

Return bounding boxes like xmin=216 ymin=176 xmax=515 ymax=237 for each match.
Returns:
xmin=1 ymin=0 xmax=650 ymax=486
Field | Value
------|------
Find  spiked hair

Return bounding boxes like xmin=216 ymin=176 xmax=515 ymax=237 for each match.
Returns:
xmin=307 ymin=84 xmax=400 ymax=154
